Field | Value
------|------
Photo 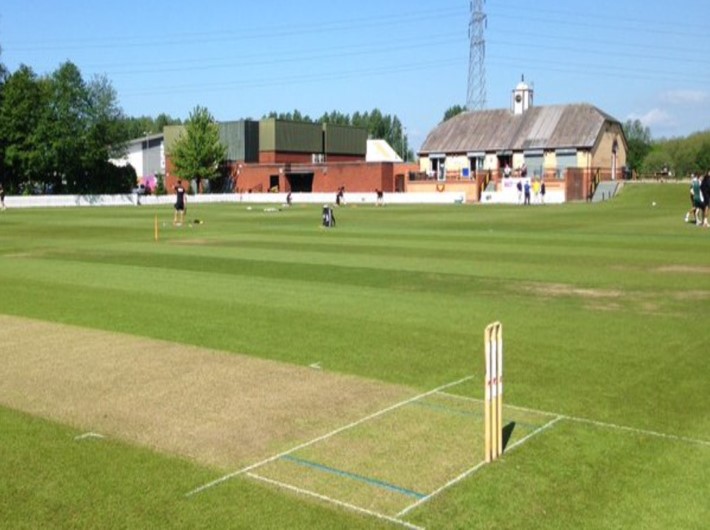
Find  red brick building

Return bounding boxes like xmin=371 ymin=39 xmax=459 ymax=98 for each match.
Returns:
xmin=164 ymin=118 xmax=417 ymax=195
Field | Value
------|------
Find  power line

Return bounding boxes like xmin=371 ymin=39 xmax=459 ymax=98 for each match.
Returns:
xmin=3 ymin=6 xmax=467 ymax=52
xmin=88 ymin=35 xmax=466 ymax=76
xmin=487 ymin=0 xmax=708 ymax=37
xmin=6 ymin=2 xmax=705 ymax=57
xmin=116 ymin=51 xmax=710 ymax=101
xmin=488 ymin=38 xmax=710 ymax=67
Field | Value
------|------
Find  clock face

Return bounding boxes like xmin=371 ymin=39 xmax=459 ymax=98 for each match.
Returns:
xmin=515 ymin=94 xmax=522 ymax=103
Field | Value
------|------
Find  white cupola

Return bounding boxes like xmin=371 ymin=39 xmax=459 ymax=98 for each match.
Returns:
xmin=512 ymin=75 xmax=533 ymax=115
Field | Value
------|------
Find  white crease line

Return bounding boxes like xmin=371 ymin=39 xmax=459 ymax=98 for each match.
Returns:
xmin=436 ymin=391 xmax=710 ymax=447
xmin=503 ymin=416 xmax=564 ymax=452
xmin=396 ymin=415 xmax=563 ymax=519
xmin=436 ymin=391 xmax=556 ymax=416
xmin=73 ymin=432 xmax=105 ymax=441
xmin=247 ymin=472 xmax=425 ymax=530
xmin=562 ymin=416 xmax=710 ymax=447
xmin=185 ymin=375 xmax=473 ymax=497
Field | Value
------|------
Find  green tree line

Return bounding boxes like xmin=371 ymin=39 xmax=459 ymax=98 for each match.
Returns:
xmin=0 ymin=43 xmax=414 ymax=195
xmin=619 ymin=120 xmax=709 ymax=178
xmin=0 ymin=50 xmax=181 ymax=194
xmin=0 ymin=59 xmax=130 ymax=194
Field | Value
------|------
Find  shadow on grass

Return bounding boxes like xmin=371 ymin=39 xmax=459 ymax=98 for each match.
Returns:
xmin=503 ymin=422 xmax=516 ymax=449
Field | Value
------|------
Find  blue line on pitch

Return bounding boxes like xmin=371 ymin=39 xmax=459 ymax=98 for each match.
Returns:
xmin=280 ymin=455 xmax=426 ymax=500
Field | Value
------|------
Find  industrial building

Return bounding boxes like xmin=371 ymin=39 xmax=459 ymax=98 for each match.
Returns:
xmin=162 ymin=119 xmax=415 ymax=195
xmin=109 ymin=132 xmax=165 ymax=181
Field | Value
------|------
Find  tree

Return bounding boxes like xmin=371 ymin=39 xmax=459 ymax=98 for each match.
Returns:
xmin=265 ymin=110 xmax=314 ymax=123
xmin=623 ymin=119 xmax=652 ymax=172
xmin=122 ymin=114 xmax=182 ymax=139
xmin=85 ymin=76 xmax=127 ymax=158
xmin=0 ymin=60 xmax=131 ymax=194
xmin=643 ymin=130 xmax=710 ymax=178
xmin=35 ymin=61 xmax=90 ymax=192
xmin=640 ymin=146 xmax=671 ymax=176
xmin=0 ymin=49 xmax=7 ymax=86
xmin=0 ymin=65 xmax=47 ymax=191
xmin=155 ymin=113 xmax=181 ymax=133
xmin=443 ymin=105 xmax=467 ymax=122
xmin=171 ymin=106 xmax=225 ymax=193
xmin=319 ymin=110 xmax=350 ymax=125
xmin=0 ymin=46 xmax=8 ymax=180
xmin=83 ymin=75 xmax=131 ymax=193
xmin=696 ymin=141 xmax=710 ymax=173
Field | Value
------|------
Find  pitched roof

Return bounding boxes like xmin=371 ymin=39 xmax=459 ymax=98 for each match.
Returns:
xmin=419 ymin=104 xmax=621 ymax=154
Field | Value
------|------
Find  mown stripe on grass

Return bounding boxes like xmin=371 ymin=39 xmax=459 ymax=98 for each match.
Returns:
xmin=246 ymin=472 xmax=425 ymax=530
xmin=396 ymin=415 xmax=565 ymax=519
xmin=280 ymin=455 xmax=426 ymax=500
xmin=407 ymin=399 xmax=543 ymax=429
xmin=186 ymin=376 xmax=473 ymax=497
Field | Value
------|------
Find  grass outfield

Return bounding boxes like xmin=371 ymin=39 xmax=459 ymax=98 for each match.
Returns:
xmin=0 ymin=182 xmax=708 ymax=528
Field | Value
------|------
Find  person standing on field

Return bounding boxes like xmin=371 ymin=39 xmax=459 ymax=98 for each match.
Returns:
xmin=523 ymin=179 xmax=531 ymax=205
xmin=532 ymin=179 xmax=541 ymax=203
xmin=173 ymin=179 xmax=187 ymax=226
xmin=691 ymin=174 xmax=704 ymax=226
xmin=701 ymin=172 xmax=710 ymax=227
xmin=686 ymin=174 xmax=698 ymax=223
xmin=0 ymin=183 xmax=5 ymax=210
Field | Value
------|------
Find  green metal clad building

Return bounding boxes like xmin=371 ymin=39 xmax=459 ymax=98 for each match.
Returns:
xmin=219 ymin=120 xmax=260 ymax=162
xmin=166 ymin=119 xmax=366 ymax=161
xmin=259 ymin=118 xmax=367 ymax=156
xmin=163 ymin=125 xmax=186 ymax=156
xmin=259 ymin=118 xmax=323 ymax=153
xmin=323 ymin=123 xmax=368 ymax=156
xmin=164 ymin=121 xmax=259 ymax=162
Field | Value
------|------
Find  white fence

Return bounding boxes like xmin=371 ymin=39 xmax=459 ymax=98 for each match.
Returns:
xmin=3 ymin=191 xmax=468 ymax=209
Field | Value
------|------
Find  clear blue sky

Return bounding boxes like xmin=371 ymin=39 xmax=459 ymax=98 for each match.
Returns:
xmin=1 ymin=0 xmax=708 ymax=151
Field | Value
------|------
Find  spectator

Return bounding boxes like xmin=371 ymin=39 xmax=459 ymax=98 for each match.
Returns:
xmin=700 ymin=172 xmax=710 ymax=228
xmin=524 ymin=179 xmax=531 ymax=205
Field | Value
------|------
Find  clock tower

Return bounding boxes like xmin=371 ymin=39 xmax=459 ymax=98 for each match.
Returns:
xmin=512 ymin=76 xmax=533 ymax=115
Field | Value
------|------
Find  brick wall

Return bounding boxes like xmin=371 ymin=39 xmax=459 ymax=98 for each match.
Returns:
xmin=233 ymin=161 xmax=397 ymax=193
xmin=167 ymin=155 xmax=399 ymax=195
